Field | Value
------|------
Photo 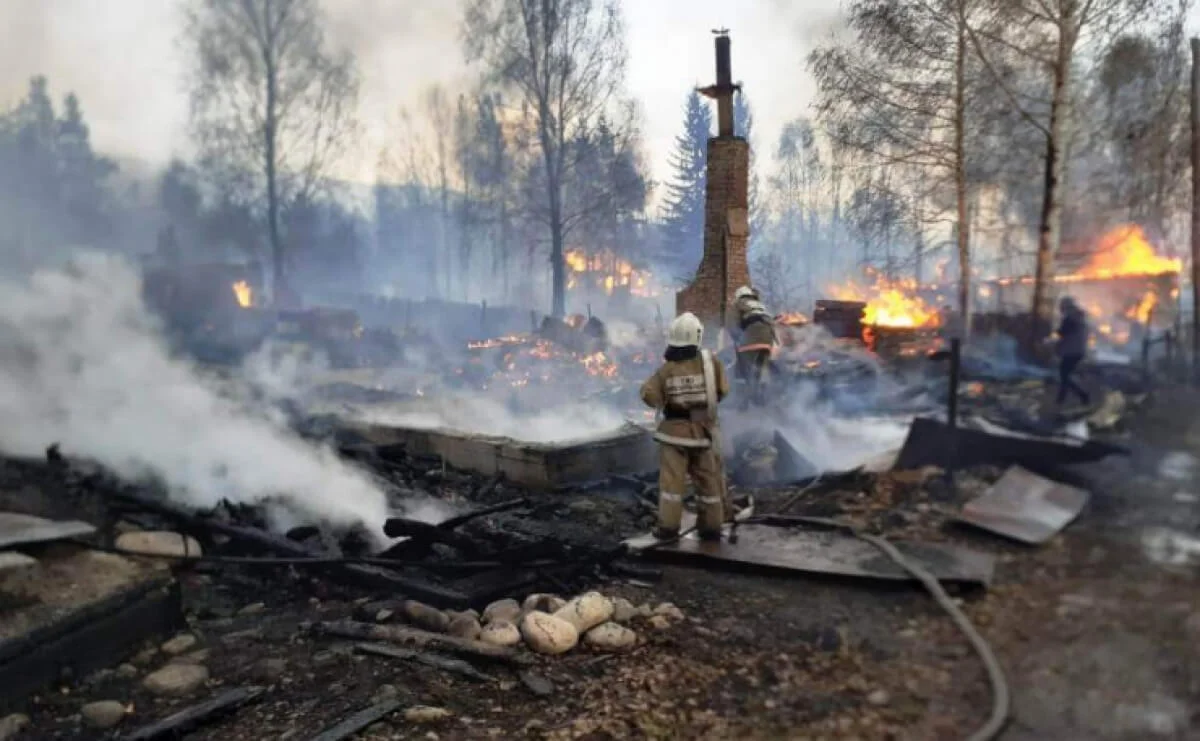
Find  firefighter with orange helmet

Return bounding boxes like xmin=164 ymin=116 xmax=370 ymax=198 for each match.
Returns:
xmin=640 ymin=312 xmax=729 ymax=541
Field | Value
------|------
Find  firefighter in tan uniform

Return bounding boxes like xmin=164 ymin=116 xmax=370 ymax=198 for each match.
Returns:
xmin=640 ymin=312 xmax=729 ymax=541
xmin=732 ymin=285 xmax=776 ymax=407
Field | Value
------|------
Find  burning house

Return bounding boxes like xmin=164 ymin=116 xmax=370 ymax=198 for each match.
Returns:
xmin=564 ymin=248 xmax=658 ymax=302
xmin=140 ymin=259 xmax=274 ymax=359
xmin=974 ymin=224 xmax=1182 ymax=349
xmin=821 ymin=271 xmax=945 ymax=357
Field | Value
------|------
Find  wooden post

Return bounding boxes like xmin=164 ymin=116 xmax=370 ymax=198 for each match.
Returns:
xmin=1190 ymin=38 xmax=1200 ymax=383
xmin=947 ymin=338 xmax=962 ymax=430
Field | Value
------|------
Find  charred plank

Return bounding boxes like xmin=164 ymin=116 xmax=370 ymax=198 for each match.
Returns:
xmin=109 ymin=491 xmax=470 ymax=608
xmin=435 ymin=497 xmax=529 ymax=530
xmin=121 ymin=686 xmax=264 ymax=741
xmin=307 ymin=698 xmax=403 ymax=741
xmin=381 ymin=518 xmax=481 ymax=554
xmin=314 ymin=620 xmax=530 ymax=666
xmin=355 ymin=642 xmax=494 ymax=682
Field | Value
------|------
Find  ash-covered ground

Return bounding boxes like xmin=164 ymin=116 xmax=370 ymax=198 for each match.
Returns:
xmin=2 ymin=378 xmax=1199 ymax=741
xmin=1 ymin=258 xmax=1197 ymax=740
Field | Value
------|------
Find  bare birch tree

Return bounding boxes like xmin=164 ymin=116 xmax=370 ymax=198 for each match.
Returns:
xmin=464 ymin=0 xmax=631 ymax=317
xmin=185 ymin=0 xmax=359 ymax=303
xmin=810 ymin=0 xmax=980 ymax=334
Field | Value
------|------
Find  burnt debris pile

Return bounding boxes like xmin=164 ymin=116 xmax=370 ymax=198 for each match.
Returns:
xmin=13 ymin=439 xmax=659 ymax=613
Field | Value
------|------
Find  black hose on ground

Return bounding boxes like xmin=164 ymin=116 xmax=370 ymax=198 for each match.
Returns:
xmin=746 ymin=515 xmax=1010 ymax=740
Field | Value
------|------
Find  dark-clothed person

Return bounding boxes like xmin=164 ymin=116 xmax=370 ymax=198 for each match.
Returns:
xmin=1055 ymin=297 xmax=1090 ymax=405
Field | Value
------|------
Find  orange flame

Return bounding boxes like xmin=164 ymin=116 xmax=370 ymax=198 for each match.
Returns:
xmin=775 ymin=312 xmax=808 ymax=326
xmin=564 ymin=248 xmax=658 ymax=297
xmin=830 ymin=272 xmax=941 ymax=329
xmin=232 ymin=280 xmax=253 ymax=308
xmin=1064 ymin=224 xmax=1182 ymax=281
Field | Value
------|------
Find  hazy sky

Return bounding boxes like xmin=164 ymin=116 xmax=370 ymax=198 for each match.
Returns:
xmin=2 ymin=1 xmax=1196 ymax=206
xmin=0 ymin=0 xmax=844 ymax=200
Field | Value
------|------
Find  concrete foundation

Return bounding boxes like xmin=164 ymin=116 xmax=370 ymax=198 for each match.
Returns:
xmin=351 ymin=422 xmax=657 ymax=489
xmin=0 ymin=547 xmax=182 ymax=710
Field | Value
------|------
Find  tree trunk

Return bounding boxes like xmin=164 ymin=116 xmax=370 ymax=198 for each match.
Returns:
xmin=1030 ymin=36 xmax=1071 ymax=351
xmin=500 ymin=200 xmax=510 ymax=302
xmin=953 ymin=5 xmax=971 ymax=340
xmin=548 ymin=169 xmax=566 ymax=318
xmin=265 ymin=58 xmax=283 ymax=306
xmin=1190 ymin=38 xmax=1200 ymax=381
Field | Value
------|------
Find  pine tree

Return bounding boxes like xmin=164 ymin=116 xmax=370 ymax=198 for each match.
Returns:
xmin=734 ymin=91 xmax=766 ymax=255
xmin=660 ymin=90 xmax=712 ymax=282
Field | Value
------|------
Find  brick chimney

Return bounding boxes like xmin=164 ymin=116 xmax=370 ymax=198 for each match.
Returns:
xmin=675 ymin=31 xmax=751 ymax=332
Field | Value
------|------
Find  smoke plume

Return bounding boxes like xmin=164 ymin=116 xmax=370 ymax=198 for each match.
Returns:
xmin=0 ymin=252 xmax=390 ymax=531
xmin=356 ymin=394 xmax=634 ymax=444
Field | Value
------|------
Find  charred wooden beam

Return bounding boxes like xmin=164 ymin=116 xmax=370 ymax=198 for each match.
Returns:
xmin=109 ymin=491 xmax=471 ymax=608
xmin=308 ymin=698 xmax=403 ymax=741
xmin=121 ymin=686 xmax=264 ymax=741
xmin=355 ymin=642 xmax=495 ymax=682
xmin=435 ymin=497 xmax=529 ymax=530
xmin=314 ymin=620 xmax=530 ymax=666
xmin=381 ymin=518 xmax=481 ymax=554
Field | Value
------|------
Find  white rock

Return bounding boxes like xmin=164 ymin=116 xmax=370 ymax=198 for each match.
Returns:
xmin=583 ymin=622 xmax=637 ymax=652
xmin=610 ymin=598 xmax=638 ymax=623
xmin=647 ymin=615 xmax=672 ymax=631
xmin=520 ymin=611 xmax=579 ymax=655
xmin=161 ymin=633 xmax=198 ymax=656
xmin=867 ymin=689 xmax=891 ymax=707
xmin=371 ymin=684 xmax=399 ymax=704
xmin=401 ymin=600 xmax=450 ymax=633
xmin=115 ymin=531 xmax=202 ymax=558
xmin=447 ymin=613 xmax=482 ymax=640
xmin=522 ymin=593 xmax=566 ymax=614
xmin=142 ymin=663 xmax=209 ymax=696
xmin=81 ymin=701 xmax=126 ymax=729
xmin=652 ymin=603 xmax=685 ymax=621
xmin=170 ymin=649 xmax=211 ymax=665
xmin=482 ymin=598 xmax=522 ymax=624
xmin=404 ymin=706 xmax=452 ymax=723
xmin=553 ymin=592 xmax=613 ymax=633
xmin=238 ymin=602 xmax=266 ymax=615
xmin=0 ymin=714 xmax=29 ymax=741
xmin=478 ymin=620 xmax=521 ymax=647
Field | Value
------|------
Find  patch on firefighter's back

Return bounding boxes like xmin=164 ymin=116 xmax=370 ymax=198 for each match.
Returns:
xmin=665 ymin=374 xmax=706 ymax=405
xmin=665 ymin=374 xmax=705 ymax=392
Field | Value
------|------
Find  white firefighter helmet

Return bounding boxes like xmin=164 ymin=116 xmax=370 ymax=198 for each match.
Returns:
xmin=667 ymin=312 xmax=704 ymax=348
xmin=734 ymin=285 xmax=757 ymax=301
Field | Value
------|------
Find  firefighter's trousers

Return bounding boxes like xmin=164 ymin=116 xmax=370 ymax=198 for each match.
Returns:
xmin=736 ymin=349 xmax=771 ymax=407
xmin=657 ymin=442 xmax=725 ymax=536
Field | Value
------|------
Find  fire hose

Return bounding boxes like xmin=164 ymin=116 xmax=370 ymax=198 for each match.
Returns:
xmin=748 ymin=515 xmax=1010 ymax=741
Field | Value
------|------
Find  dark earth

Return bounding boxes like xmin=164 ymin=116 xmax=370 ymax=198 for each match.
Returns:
xmin=3 ymin=382 xmax=1200 ymax=740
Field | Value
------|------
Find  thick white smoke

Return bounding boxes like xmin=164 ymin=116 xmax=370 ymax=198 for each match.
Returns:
xmin=0 ymin=253 xmax=390 ymax=531
xmin=355 ymin=394 xmax=633 ymax=444
xmin=723 ymin=324 xmax=917 ymax=473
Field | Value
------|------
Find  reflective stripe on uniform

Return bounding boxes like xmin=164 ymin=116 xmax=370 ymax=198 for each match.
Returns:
xmin=701 ymin=349 xmax=717 ymax=416
xmin=698 ymin=495 xmax=722 ymax=505
xmin=737 ymin=343 xmax=773 ymax=352
xmin=653 ymin=431 xmax=711 ymax=448
xmin=659 ymin=491 xmax=683 ymax=502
